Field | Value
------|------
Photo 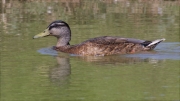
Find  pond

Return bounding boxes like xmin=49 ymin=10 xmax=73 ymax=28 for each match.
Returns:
xmin=1 ymin=0 xmax=180 ymax=101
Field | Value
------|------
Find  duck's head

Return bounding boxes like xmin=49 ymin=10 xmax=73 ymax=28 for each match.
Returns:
xmin=33 ymin=20 xmax=71 ymax=46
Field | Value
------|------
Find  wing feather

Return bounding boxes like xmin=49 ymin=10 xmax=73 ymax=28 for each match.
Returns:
xmin=84 ymin=36 xmax=145 ymax=45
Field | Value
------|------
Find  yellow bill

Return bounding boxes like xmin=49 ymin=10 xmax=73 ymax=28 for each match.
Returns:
xmin=33 ymin=29 xmax=50 ymax=39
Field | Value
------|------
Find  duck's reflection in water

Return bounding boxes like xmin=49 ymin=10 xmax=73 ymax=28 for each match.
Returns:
xmin=49 ymin=54 xmax=163 ymax=85
xmin=49 ymin=56 xmax=71 ymax=86
xmin=76 ymin=55 xmax=163 ymax=65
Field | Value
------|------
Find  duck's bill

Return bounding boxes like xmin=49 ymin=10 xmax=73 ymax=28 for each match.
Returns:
xmin=33 ymin=29 xmax=50 ymax=39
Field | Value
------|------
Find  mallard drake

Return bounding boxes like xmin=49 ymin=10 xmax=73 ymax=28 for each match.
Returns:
xmin=33 ymin=20 xmax=165 ymax=56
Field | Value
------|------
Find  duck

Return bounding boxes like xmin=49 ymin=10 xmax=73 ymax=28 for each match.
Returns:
xmin=33 ymin=20 xmax=165 ymax=56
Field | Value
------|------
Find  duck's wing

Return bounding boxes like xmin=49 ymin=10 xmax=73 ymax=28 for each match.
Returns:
xmin=75 ymin=36 xmax=146 ymax=55
xmin=84 ymin=36 xmax=165 ymax=51
xmin=86 ymin=36 xmax=145 ymax=44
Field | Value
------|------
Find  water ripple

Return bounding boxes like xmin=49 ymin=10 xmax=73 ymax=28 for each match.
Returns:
xmin=37 ymin=46 xmax=58 ymax=56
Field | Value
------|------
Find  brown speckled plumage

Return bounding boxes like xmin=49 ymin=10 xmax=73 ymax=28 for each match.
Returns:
xmin=55 ymin=36 xmax=144 ymax=56
xmin=34 ymin=20 xmax=165 ymax=56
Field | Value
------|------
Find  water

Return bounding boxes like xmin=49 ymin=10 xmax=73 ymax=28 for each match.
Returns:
xmin=1 ymin=0 xmax=180 ymax=101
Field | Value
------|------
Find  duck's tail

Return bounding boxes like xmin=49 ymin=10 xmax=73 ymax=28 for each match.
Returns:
xmin=142 ymin=38 xmax=166 ymax=51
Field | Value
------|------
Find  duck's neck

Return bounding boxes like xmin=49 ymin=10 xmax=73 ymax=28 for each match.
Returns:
xmin=56 ymin=36 xmax=71 ymax=47
xmin=55 ymin=37 xmax=73 ymax=53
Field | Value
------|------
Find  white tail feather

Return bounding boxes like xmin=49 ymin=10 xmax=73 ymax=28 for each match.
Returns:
xmin=147 ymin=38 xmax=166 ymax=47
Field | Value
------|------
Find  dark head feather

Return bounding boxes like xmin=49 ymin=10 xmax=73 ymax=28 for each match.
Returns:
xmin=48 ymin=20 xmax=71 ymax=31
